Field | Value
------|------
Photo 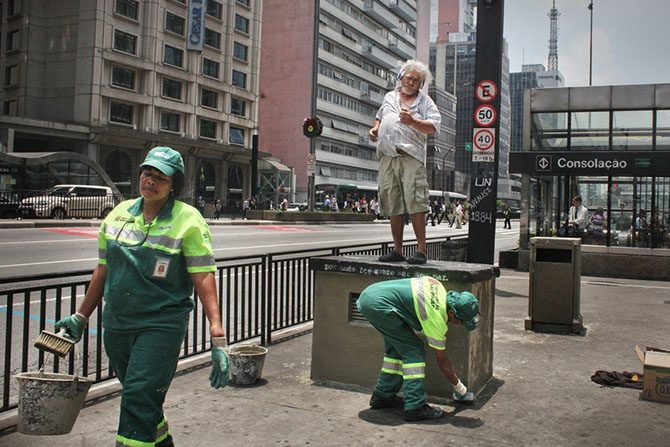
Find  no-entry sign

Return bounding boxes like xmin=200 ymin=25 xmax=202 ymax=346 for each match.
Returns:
xmin=475 ymin=80 xmax=497 ymax=103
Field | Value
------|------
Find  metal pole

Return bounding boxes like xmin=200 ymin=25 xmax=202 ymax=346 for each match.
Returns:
xmin=588 ymin=1 xmax=593 ymax=86
xmin=307 ymin=0 xmax=321 ymax=212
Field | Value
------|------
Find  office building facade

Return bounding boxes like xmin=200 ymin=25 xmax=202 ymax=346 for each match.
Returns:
xmin=259 ymin=0 xmax=433 ymax=203
xmin=0 ymin=0 xmax=261 ymax=205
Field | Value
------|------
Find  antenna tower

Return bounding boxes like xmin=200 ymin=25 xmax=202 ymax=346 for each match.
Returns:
xmin=547 ymin=0 xmax=560 ymax=71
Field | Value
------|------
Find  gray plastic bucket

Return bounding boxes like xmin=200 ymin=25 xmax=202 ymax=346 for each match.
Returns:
xmin=15 ymin=371 xmax=93 ymax=435
xmin=228 ymin=345 xmax=268 ymax=385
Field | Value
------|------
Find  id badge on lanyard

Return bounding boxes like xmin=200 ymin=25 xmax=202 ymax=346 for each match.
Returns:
xmin=153 ymin=258 xmax=171 ymax=278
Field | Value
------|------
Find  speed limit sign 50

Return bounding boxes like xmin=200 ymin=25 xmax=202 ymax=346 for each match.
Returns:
xmin=474 ymin=104 xmax=496 ymax=127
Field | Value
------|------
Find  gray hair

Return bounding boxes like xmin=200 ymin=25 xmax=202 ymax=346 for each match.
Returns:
xmin=399 ymin=59 xmax=433 ymax=86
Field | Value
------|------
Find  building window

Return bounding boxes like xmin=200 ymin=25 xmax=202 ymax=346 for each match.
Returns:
xmin=231 ymin=70 xmax=247 ymax=89
xmin=165 ymin=11 xmax=185 ymax=36
xmin=6 ymin=29 xmax=19 ymax=52
xmin=160 ymin=111 xmax=180 ymax=132
xmin=164 ymin=44 xmax=183 ymax=67
xmin=230 ymin=97 xmax=246 ymax=117
xmin=111 ymin=66 xmax=136 ymax=90
xmin=204 ymin=28 xmax=221 ymax=49
xmin=236 ymin=0 xmax=250 ymax=7
xmin=200 ymin=119 xmax=217 ymax=139
xmin=162 ymin=78 xmax=182 ymax=100
xmin=206 ymin=0 xmax=222 ymax=19
xmin=115 ymin=0 xmax=139 ymax=20
xmin=110 ymin=102 xmax=134 ymax=125
xmin=3 ymin=100 xmax=17 ymax=116
xmin=200 ymin=89 xmax=218 ymax=109
xmin=113 ymin=29 xmax=137 ymax=55
xmin=233 ymin=42 xmax=248 ymax=62
xmin=7 ymin=0 xmax=19 ymax=16
xmin=234 ymin=14 xmax=249 ymax=34
xmin=4 ymin=65 xmax=18 ymax=87
xmin=229 ymin=126 xmax=245 ymax=145
xmin=202 ymin=58 xmax=219 ymax=78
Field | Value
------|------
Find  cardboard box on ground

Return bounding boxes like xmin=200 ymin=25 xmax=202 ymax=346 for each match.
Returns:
xmin=635 ymin=345 xmax=670 ymax=404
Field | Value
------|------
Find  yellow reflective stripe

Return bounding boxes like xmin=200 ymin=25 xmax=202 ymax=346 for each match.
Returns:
xmin=381 ymin=357 xmax=403 ymax=375
xmin=185 ymin=254 xmax=215 ymax=268
xmin=414 ymin=278 xmax=428 ymax=321
xmin=426 ymin=336 xmax=446 ymax=350
xmin=115 ymin=418 xmax=169 ymax=446
xmin=403 ymin=362 xmax=425 ymax=379
xmin=115 ymin=434 xmax=154 ymax=447
xmin=155 ymin=417 xmax=170 ymax=443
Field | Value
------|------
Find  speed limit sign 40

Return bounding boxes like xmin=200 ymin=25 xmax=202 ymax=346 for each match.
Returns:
xmin=474 ymin=104 xmax=497 ymax=127
xmin=473 ymin=128 xmax=495 ymax=151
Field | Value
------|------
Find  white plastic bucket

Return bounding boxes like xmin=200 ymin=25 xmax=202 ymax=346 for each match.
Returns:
xmin=15 ymin=371 xmax=93 ymax=435
xmin=228 ymin=345 xmax=268 ymax=385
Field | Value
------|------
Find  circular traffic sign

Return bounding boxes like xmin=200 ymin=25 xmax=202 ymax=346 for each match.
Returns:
xmin=474 ymin=104 xmax=497 ymax=127
xmin=473 ymin=128 xmax=495 ymax=151
xmin=307 ymin=154 xmax=316 ymax=164
xmin=475 ymin=80 xmax=497 ymax=103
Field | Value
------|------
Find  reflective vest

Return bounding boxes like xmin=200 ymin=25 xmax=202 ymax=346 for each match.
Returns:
xmin=411 ymin=276 xmax=448 ymax=350
xmin=98 ymin=197 xmax=215 ymax=331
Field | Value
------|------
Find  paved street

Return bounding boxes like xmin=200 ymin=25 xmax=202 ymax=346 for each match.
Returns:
xmin=0 ymin=219 xmax=519 ymax=278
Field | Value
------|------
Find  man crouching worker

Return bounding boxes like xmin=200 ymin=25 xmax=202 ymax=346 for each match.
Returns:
xmin=356 ymin=276 xmax=480 ymax=421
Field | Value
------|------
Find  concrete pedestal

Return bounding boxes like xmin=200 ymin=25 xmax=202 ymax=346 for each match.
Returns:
xmin=309 ymin=256 xmax=499 ymax=398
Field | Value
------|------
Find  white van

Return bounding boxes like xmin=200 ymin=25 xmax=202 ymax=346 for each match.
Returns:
xmin=19 ymin=185 xmax=115 ymax=219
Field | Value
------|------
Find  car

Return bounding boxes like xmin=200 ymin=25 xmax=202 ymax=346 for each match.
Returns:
xmin=19 ymin=185 xmax=116 ymax=219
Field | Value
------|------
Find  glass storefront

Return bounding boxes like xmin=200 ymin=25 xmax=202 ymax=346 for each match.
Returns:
xmin=513 ymin=86 xmax=670 ymax=250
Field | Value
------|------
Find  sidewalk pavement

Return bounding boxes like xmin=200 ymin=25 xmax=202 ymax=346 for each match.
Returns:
xmin=2 ymin=270 xmax=669 ymax=446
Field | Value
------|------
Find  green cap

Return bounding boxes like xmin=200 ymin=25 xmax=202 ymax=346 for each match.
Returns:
xmin=447 ymin=291 xmax=480 ymax=331
xmin=141 ymin=146 xmax=184 ymax=176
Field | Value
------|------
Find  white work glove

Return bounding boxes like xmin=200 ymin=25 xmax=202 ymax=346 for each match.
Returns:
xmin=453 ymin=379 xmax=467 ymax=397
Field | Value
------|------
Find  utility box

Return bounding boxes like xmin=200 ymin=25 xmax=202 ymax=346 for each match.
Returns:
xmin=526 ymin=237 xmax=584 ymax=334
xmin=309 ymin=256 xmax=499 ymax=397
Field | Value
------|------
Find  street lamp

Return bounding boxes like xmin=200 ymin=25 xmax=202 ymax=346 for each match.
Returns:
xmin=588 ymin=1 xmax=593 ymax=86
xmin=441 ymin=145 xmax=455 ymax=202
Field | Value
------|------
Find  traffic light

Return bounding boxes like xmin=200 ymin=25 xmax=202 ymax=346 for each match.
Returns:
xmin=302 ymin=116 xmax=323 ymax=138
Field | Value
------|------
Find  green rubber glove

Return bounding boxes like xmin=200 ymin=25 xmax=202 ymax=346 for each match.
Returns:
xmin=54 ymin=313 xmax=87 ymax=343
xmin=210 ymin=337 xmax=230 ymax=389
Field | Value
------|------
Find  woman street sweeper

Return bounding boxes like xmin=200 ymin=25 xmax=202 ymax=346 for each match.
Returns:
xmin=357 ymin=276 xmax=480 ymax=421
xmin=54 ymin=146 xmax=229 ymax=447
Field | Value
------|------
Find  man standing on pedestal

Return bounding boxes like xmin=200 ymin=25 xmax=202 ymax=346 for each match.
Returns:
xmin=369 ymin=60 xmax=441 ymax=265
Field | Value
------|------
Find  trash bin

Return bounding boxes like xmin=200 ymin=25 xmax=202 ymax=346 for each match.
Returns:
xmin=525 ymin=237 xmax=584 ymax=334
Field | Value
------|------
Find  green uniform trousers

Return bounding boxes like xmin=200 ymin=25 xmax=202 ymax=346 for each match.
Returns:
xmin=357 ymin=292 xmax=427 ymax=410
xmin=104 ymin=327 xmax=186 ymax=447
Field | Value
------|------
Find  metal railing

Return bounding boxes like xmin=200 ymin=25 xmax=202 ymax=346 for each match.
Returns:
xmin=0 ymin=235 xmax=464 ymax=413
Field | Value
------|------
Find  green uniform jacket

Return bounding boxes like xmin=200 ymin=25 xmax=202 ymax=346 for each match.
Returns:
xmin=98 ymin=197 xmax=216 ymax=332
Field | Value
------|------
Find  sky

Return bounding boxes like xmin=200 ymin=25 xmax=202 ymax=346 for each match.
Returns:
xmin=502 ymin=0 xmax=670 ymax=87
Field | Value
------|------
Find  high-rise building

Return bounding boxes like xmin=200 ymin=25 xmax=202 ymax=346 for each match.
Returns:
xmin=427 ymin=85 xmax=457 ymax=192
xmin=259 ymin=0 xmax=431 ymax=203
xmin=509 ymin=66 xmax=541 ymax=152
xmin=0 ymin=0 xmax=262 ymax=203
xmin=430 ymin=33 xmax=510 ymax=196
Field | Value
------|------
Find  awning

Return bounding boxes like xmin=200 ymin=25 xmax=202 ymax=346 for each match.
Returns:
xmin=260 ymin=159 xmax=291 ymax=172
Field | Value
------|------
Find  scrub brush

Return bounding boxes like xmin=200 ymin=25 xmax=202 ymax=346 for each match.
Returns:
xmin=452 ymin=391 xmax=475 ymax=404
xmin=34 ymin=328 xmax=76 ymax=357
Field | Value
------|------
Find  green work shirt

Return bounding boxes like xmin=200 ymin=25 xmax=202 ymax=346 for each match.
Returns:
xmin=98 ymin=197 xmax=215 ymax=332
xmin=366 ymin=277 xmax=449 ymax=350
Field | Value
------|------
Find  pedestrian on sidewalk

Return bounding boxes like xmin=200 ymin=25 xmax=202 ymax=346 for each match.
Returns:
xmin=503 ymin=206 xmax=512 ymax=229
xmin=356 ymin=276 xmax=480 ymax=421
xmin=54 ymin=146 xmax=230 ymax=447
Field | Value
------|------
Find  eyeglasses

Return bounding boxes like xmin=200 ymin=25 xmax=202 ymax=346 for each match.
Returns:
xmin=402 ymin=75 xmax=421 ymax=84
xmin=115 ymin=218 xmax=151 ymax=248
xmin=141 ymin=170 xmax=171 ymax=184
